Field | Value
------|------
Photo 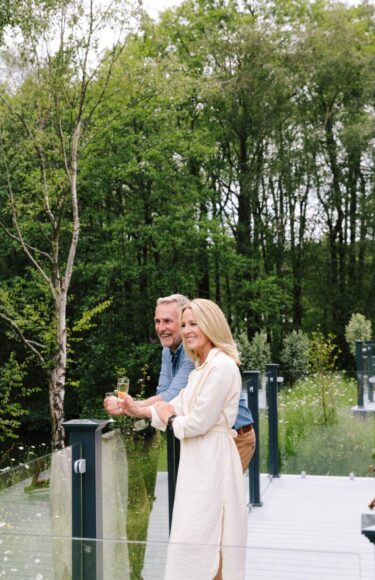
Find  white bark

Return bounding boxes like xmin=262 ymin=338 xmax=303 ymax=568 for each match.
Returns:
xmin=49 ymin=121 xmax=81 ymax=449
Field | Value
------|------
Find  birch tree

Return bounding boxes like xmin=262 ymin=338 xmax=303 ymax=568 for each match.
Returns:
xmin=0 ymin=0 xmax=137 ymax=448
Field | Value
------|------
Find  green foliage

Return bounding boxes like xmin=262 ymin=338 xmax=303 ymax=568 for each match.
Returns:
xmin=237 ymin=331 xmax=270 ymax=374
xmin=280 ymin=330 xmax=310 ymax=383
xmin=268 ymin=371 xmax=373 ymax=475
xmin=276 ymin=373 xmax=363 ymax=474
xmin=235 ymin=331 xmax=252 ymax=369
xmin=0 ymin=352 xmax=40 ymax=442
xmin=281 ymin=410 xmax=374 ymax=476
xmin=71 ymin=300 xmax=113 ymax=335
xmin=345 ymin=313 xmax=372 ymax=356
xmin=0 ymin=271 xmax=54 ymax=364
xmin=1 ymin=0 xmax=375 ymax=440
xmin=308 ymin=331 xmax=339 ymax=373
xmin=126 ymin=431 xmax=161 ymax=575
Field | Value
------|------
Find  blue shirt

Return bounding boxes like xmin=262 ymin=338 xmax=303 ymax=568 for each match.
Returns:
xmin=156 ymin=343 xmax=254 ymax=429
xmin=235 ymin=391 xmax=254 ymax=430
xmin=156 ymin=344 xmax=195 ymax=402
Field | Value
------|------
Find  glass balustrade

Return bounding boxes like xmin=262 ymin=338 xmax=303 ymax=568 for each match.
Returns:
xmin=0 ymin=534 xmax=363 ymax=579
xmin=0 ymin=443 xmax=81 ymax=578
xmin=0 ymin=371 xmax=373 ymax=579
xmin=251 ymin=370 xmax=375 ymax=477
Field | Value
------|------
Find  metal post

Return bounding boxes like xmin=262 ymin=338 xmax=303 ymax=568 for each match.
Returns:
xmin=366 ymin=341 xmax=374 ymax=403
xmin=243 ymin=371 xmax=262 ymax=507
xmin=361 ymin=528 xmax=375 ymax=545
xmin=167 ymin=429 xmax=180 ymax=533
xmin=355 ymin=341 xmax=365 ymax=408
xmin=266 ymin=364 xmax=280 ymax=478
xmin=361 ymin=512 xmax=375 ymax=545
xmin=63 ymin=419 xmax=109 ymax=580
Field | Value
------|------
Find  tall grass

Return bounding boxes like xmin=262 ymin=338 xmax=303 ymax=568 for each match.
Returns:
xmin=260 ymin=373 xmax=375 ymax=476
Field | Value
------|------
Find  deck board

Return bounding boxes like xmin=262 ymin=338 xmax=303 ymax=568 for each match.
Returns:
xmin=143 ymin=472 xmax=375 ymax=579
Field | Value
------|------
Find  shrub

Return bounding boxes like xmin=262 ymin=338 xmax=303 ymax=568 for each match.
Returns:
xmin=235 ymin=332 xmax=252 ymax=369
xmin=236 ymin=331 xmax=270 ymax=374
xmin=308 ymin=330 xmax=339 ymax=373
xmin=345 ymin=313 xmax=372 ymax=356
xmin=280 ymin=330 xmax=310 ymax=383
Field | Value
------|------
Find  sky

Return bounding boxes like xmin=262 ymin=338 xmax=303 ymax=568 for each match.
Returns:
xmin=142 ymin=0 xmax=183 ymax=18
xmin=143 ymin=0 xmax=363 ymax=18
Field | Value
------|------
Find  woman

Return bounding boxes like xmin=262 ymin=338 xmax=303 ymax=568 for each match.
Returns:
xmin=117 ymin=299 xmax=247 ymax=579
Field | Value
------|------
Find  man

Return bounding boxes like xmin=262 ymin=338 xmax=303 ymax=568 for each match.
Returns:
xmin=105 ymin=293 xmax=256 ymax=471
xmin=135 ymin=294 xmax=194 ymax=407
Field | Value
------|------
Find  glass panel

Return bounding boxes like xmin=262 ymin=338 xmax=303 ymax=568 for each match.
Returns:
xmin=0 ymin=533 xmax=66 ymax=578
xmin=0 ymin=443 xmax=81 ymax=537
xmin=276 ymin=371 xmax=374 ymax=476
xmin=0 ymin=536 xmax=363 ymax=579
xmin=101 ymin=427 xmax=167 ymax=536
xmin=259 ymin=406 xmax=270 ymax=487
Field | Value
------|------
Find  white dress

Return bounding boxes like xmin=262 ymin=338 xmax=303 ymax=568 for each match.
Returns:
xmin=150 ymin=348 xmax=247 ymax=580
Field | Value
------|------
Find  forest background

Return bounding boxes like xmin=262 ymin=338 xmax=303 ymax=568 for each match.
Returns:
xmin=0 ymin=0 xmax=374 ymax=449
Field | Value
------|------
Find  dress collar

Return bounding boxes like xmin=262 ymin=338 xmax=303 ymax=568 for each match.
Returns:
xmin=196 ymin=347 xmax=219 ymax=368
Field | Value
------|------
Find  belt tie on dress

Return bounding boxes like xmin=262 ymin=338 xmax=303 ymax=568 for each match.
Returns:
xmin=209 ymin=425 xmax=238 ymax=438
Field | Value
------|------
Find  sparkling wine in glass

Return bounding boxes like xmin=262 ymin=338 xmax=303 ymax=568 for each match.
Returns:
xmin=116 ymin=376 xmax=130 ymax=399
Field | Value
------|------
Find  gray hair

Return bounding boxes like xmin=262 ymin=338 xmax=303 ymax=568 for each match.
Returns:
xmin=156 ymin=294 xmax=190 ymax=310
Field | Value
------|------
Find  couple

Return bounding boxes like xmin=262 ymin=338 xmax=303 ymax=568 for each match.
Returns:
xmin=105 ymin=295 xmax=255 ymax=580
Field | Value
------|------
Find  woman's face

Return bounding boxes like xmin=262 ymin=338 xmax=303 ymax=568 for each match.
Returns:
xmin=181 ymin=308 xmax=213 ymax=361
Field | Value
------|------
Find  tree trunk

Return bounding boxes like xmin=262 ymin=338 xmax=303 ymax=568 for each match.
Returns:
xmin=198 ymin=202 xmax=210 ymax=298
xmin=49 ymin=121 xmax=80 ymax=450
xmin=49 ymin=288 xmax=67 ymax=449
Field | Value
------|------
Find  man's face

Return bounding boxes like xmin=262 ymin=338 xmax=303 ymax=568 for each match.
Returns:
xmin=154 ymin=302 xmax=182 ymax=352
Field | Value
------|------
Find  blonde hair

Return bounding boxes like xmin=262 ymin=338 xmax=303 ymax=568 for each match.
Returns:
xmin=181 ymin=298 xmax=240 ymax=365
xmin=156 ymin=294 xmax=190 ymax=311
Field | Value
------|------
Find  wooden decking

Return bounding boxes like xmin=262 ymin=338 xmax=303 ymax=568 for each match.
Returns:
xmin=143 ymin=472 xmax=375 ymax=579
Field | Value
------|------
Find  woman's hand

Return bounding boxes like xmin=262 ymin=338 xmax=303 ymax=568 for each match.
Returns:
xmin=153 ymin=401 xmax=176 ymax=424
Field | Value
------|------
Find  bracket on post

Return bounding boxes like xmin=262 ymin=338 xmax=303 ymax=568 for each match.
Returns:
xmin=74 ymin=459 xmax=86 ymax=474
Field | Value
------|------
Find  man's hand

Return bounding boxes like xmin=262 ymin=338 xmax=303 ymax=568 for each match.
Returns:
xmin=103 ymin=395 xmax=124 ymax=416
xmin=136 ymin=394 xmax=162 ymax=407
xmin=104 ymin=393 xmax=151 ymax=418
xmin=121 ymin=394 xmax=151 ymax=418
xmin=153 ymin=401 xmax=176 ymax=424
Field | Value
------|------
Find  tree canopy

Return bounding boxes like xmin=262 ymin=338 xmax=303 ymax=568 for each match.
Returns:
xmin=0 ymin=0 xmax=374 ymax=443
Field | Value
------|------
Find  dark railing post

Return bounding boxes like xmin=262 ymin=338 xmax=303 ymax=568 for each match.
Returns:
xmin=266 ymin=364 xmax=280 ymax=478
xmin=243 ymin=370 xmax=262 ymax=507
xmin=361 ymin=512 xmax=375 ymax=547
xmin=355 ymin=340 xmax=365 ymax=408
xmin=366 ymin=341 xmax=374 ymax=403
xmin=167 ymin=429 xmax=180 ymax=533
xmin=63 ymin=419 xmax=109 ymax=580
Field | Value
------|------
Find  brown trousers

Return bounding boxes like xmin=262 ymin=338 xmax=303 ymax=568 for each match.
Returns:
xmin=213 ymin=426 xmax=256 ymax=579
xmin=235 ymin=426 xmax=256 ymax=472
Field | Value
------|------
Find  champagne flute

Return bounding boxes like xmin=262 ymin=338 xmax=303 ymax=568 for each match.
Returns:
xmin=116 ymin=376 xmax=130 ymax=400
xmin=105 ymin=392 xmax=116 ymax=423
